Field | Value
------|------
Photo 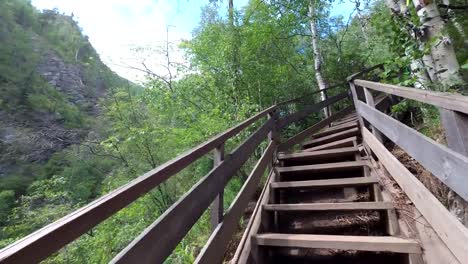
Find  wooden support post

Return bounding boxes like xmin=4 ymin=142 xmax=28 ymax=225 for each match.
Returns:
xmin=210 ymin=144 xmax=225 ymax=231
xmin=363 ymin=87 xmax=384 ymax=143
xmin=440 ymin=108 xmax=468 ymax=157
xmin=324 ymin=90 xmax=332 ymax=125
xmin=348 ymin=82 xmax=365 ymax=130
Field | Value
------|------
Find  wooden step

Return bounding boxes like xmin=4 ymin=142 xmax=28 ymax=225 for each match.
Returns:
xmin=263 ymin=202 xmax=394 ymax=211
xmin=311 ymin=121 xmax=358 ymax=139
xmin=276 ymin=160 xmax=369 ymax=175
xmin=332 ymin=117 xmax=359 ymax=127
xmin=302 ymin=136 xmax=357 ymax=152
xmin=270 ymin=176 xmax=378 ymax=189
xmin=253 ymin=234 xmax=421 ymax=253
xmin=302 ymin=127 xmax=360 ymax=149
xmin=277 ymin=147 xmax=359 ymax=162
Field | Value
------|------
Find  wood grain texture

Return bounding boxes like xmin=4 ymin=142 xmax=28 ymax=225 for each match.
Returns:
xmin=277 ymin=92 xmax=348 ymax=128
xmin=302 ymin=136 xmax=357 ymax=152
xmin=0 ymin=106 xmax=277 ymax=264
xmin=263 ymin=202 xmax=394 ymax=211
xmin=276 ymin=160 xmax=369 ymax=174
xmin=270 ymin=176 xmax=378 ymax=189
xmin=355 ymin=79 xmax=468 ymax=114
xmin=362 ymin=127 xmax=468 ymax=262
xmin=302 ymin=127 xmax=359 ymax=148
xmin=253 ymin=233 xmax=421 ymax=253
xmin=357 ymin=101 xmax=468 ymax=200
xmin=278 ymin=146 xmax=359 ymax=161
xmin=195 ymin=142 xmax=275 ymax=264
xmin=277 ymin=106 xmax=354 ymax=151
xmin=109 ymin=119 xmax=274 ymax=264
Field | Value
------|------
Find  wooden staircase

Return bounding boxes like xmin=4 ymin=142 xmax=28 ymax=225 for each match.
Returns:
xmin=249 ymin=113 xmax=421 ymax=263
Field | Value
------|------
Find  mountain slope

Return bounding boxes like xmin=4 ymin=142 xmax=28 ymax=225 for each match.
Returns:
xmin=0 ymin=0 xmax=128 ymax=194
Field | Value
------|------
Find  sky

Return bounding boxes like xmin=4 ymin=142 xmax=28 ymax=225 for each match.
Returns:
xmin=31 ymin=0 xmax=355 ymax=82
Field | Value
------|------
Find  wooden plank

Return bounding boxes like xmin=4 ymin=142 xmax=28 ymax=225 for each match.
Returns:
xmin=302 ymin=127 xmax=359 ymax=148
xmin=363 ymin=87 xmax=384 ymax=142
xmin=0 ymin=106 xmax=276 ymax=264
xmin=270 ymin=176 xmax=378 ymax=189
xmin=332 ymin=117 xmax=358 ymax=126
xmin=354 ymin=79 xmax=468 ymax=114
xmin=211 ymin=144 xmax=225 ymax=231
xmin=357 ymin=101 xmax=468 ymax=200
xmin=231 ymin=171 xmax=275 ymax=264
xmin=263 ymin=202 xmax=394 ymax=211
xmin=311 ymin=121 xmax=358 ymax=140
xmin=253 ymin=233 xmax=421 ymax=254
xmin=278 ymin=147 xmax=359 ymax=162
xmin=109 ymin=119 xmax=274 ymax=264
xmin=440 ymin=109 xmax=468 ymax=156
xmin=276 ymin=160 xmax=369 ymax=174
xmin=195 ymin=142 xmax=275 ymax=264
xmin=302 ymin=136 xmax=357 ymax=152
xmin=362 ymin=127 xmax=468 ymax=262
xmin=278 ymin=106 xmax=354 ymax=151
xmin=277 ymin=92 xmax=349 ymax=128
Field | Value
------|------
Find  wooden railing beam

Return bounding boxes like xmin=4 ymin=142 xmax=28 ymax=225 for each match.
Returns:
xmin=440 ymin=109 xmax=468 ymax=157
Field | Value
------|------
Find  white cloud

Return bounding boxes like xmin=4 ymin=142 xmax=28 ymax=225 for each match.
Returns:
xmin=31 ymin=0 xmax=193 ymax=82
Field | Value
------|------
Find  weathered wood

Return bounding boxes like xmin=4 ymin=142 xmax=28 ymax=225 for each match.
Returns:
xmin=357 ymin=101 xmax=468 ymax=200
xmin=311 ymin=121 xmax=357 ymax=139
xmin=109 ymin=119 xmax=274 ymax=264
xmin=253 ymin=233 xmax=421 ymax=254
xmin=276 ymin=160 xmax=369 ymax=174
xmin=195 ymin=142 xmax=275 ymax=264
xmin=211 ymin=144 xmax=225 ymax=231
xmin=277 ymin=92 xmax=349 ymax=128
xmin=302 ymin=127 xmax=360 ymax=148
xmin=270 ymin=176 xmax=378 ymax=189
xmin=331 ymin=117 xmax=358 ymax=126
xmin=440 ymin=108 xmax=468 ymax=156
xmin=278 ymin=147 xmax=359 ymax=162
xmin=276 ymin=82 xmax=346 ymax=106
xmin=278 ymin=106 xmax=354 ymax=151
xmin=363 ymin=87 xmax=384 ymax=142
xmin=231 ymin=171 xmax=274 ymax=264
xmin=0 ymin=106 xmax=277 ymax=264
xmin=362 ymin=127 xmax=468 ymax=262
xmin=355 ymin=79 xmax=468 ymax=114
xmin=263 ymin=202 xmax=394 ymax=211
xmin=302 ymin=136 xmax=357 ymax=152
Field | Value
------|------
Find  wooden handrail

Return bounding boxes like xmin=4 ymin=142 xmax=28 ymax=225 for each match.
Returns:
xmin=0 ymin=84 xmax=351 ymax=263
xmin=276 ymin=82 xmax=347 ymax=106
xmin=346 ymin=64 xmax=384 ymax=82
xmin=354 ymin=79 xmax=468 ymax=114
xmin=0 ymin=105 xmax=276 ymax=264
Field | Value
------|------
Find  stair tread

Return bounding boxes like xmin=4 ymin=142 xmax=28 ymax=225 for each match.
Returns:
xmin=311 ymin=121 xmax=358 ymax=139
xmin=253 ymin=233 xmax=421 ymax=253
xmin=276 ymin=160 xmax=369 ymax=174
xmin=278 ymin=147 xmax=359 ymax=161
xmin=263 ymin=201 xmax=394 ymax=211
xmin=303 ymin=127 xmax=360 ymax=148
xmin=302 ymin=136 xmax=357 ymax=152
xmin=271 ymin=176 xmax=378 ymax=189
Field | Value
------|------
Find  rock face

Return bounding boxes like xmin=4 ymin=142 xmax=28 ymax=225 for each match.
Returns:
xmin=0 ymin=49 xmax=104 ymax=176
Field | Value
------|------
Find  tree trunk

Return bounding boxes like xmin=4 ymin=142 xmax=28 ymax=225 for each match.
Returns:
xmin=385 ymin=0 xmax=435 ymax=87
xmin=442 ymin=0 xmax=467 ymax=44
xmin=412 ymin=0 xmax=462 ymax=87
xmin=308 ymin=0 xmax=330 ymax=118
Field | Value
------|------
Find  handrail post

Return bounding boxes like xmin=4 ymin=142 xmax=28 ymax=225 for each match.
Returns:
xmin=363 ymin=87 xmax=384 ymax=142
xmin=348 ymin=81 xmax=366 ymax=131
xmin=210 ymin=143 xmax=225 ymax=231
xmin=324 ymin=89 xmax=332 ymax=126
xmin=440 ymin=109 xmax=468 ymax=157
xmin=268 ymin=109 xmax=280 ymax=144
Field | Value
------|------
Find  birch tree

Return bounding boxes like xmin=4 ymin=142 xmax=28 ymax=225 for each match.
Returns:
xmin=411 ymin=0 xmax=462 ymax=87
xmin=308 ymin=0 xmax=330 ymax=117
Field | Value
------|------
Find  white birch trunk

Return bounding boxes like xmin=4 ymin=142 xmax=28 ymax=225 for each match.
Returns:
xmin=412 ymin=0 xmax=462 ymax=87
xmin=385 ymin=0 xmax=436 ymax=86
xmin=442 ymin=0 xmax=467 ymax=44
xmin=308 ymin=0 xmax=329 ymax=118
